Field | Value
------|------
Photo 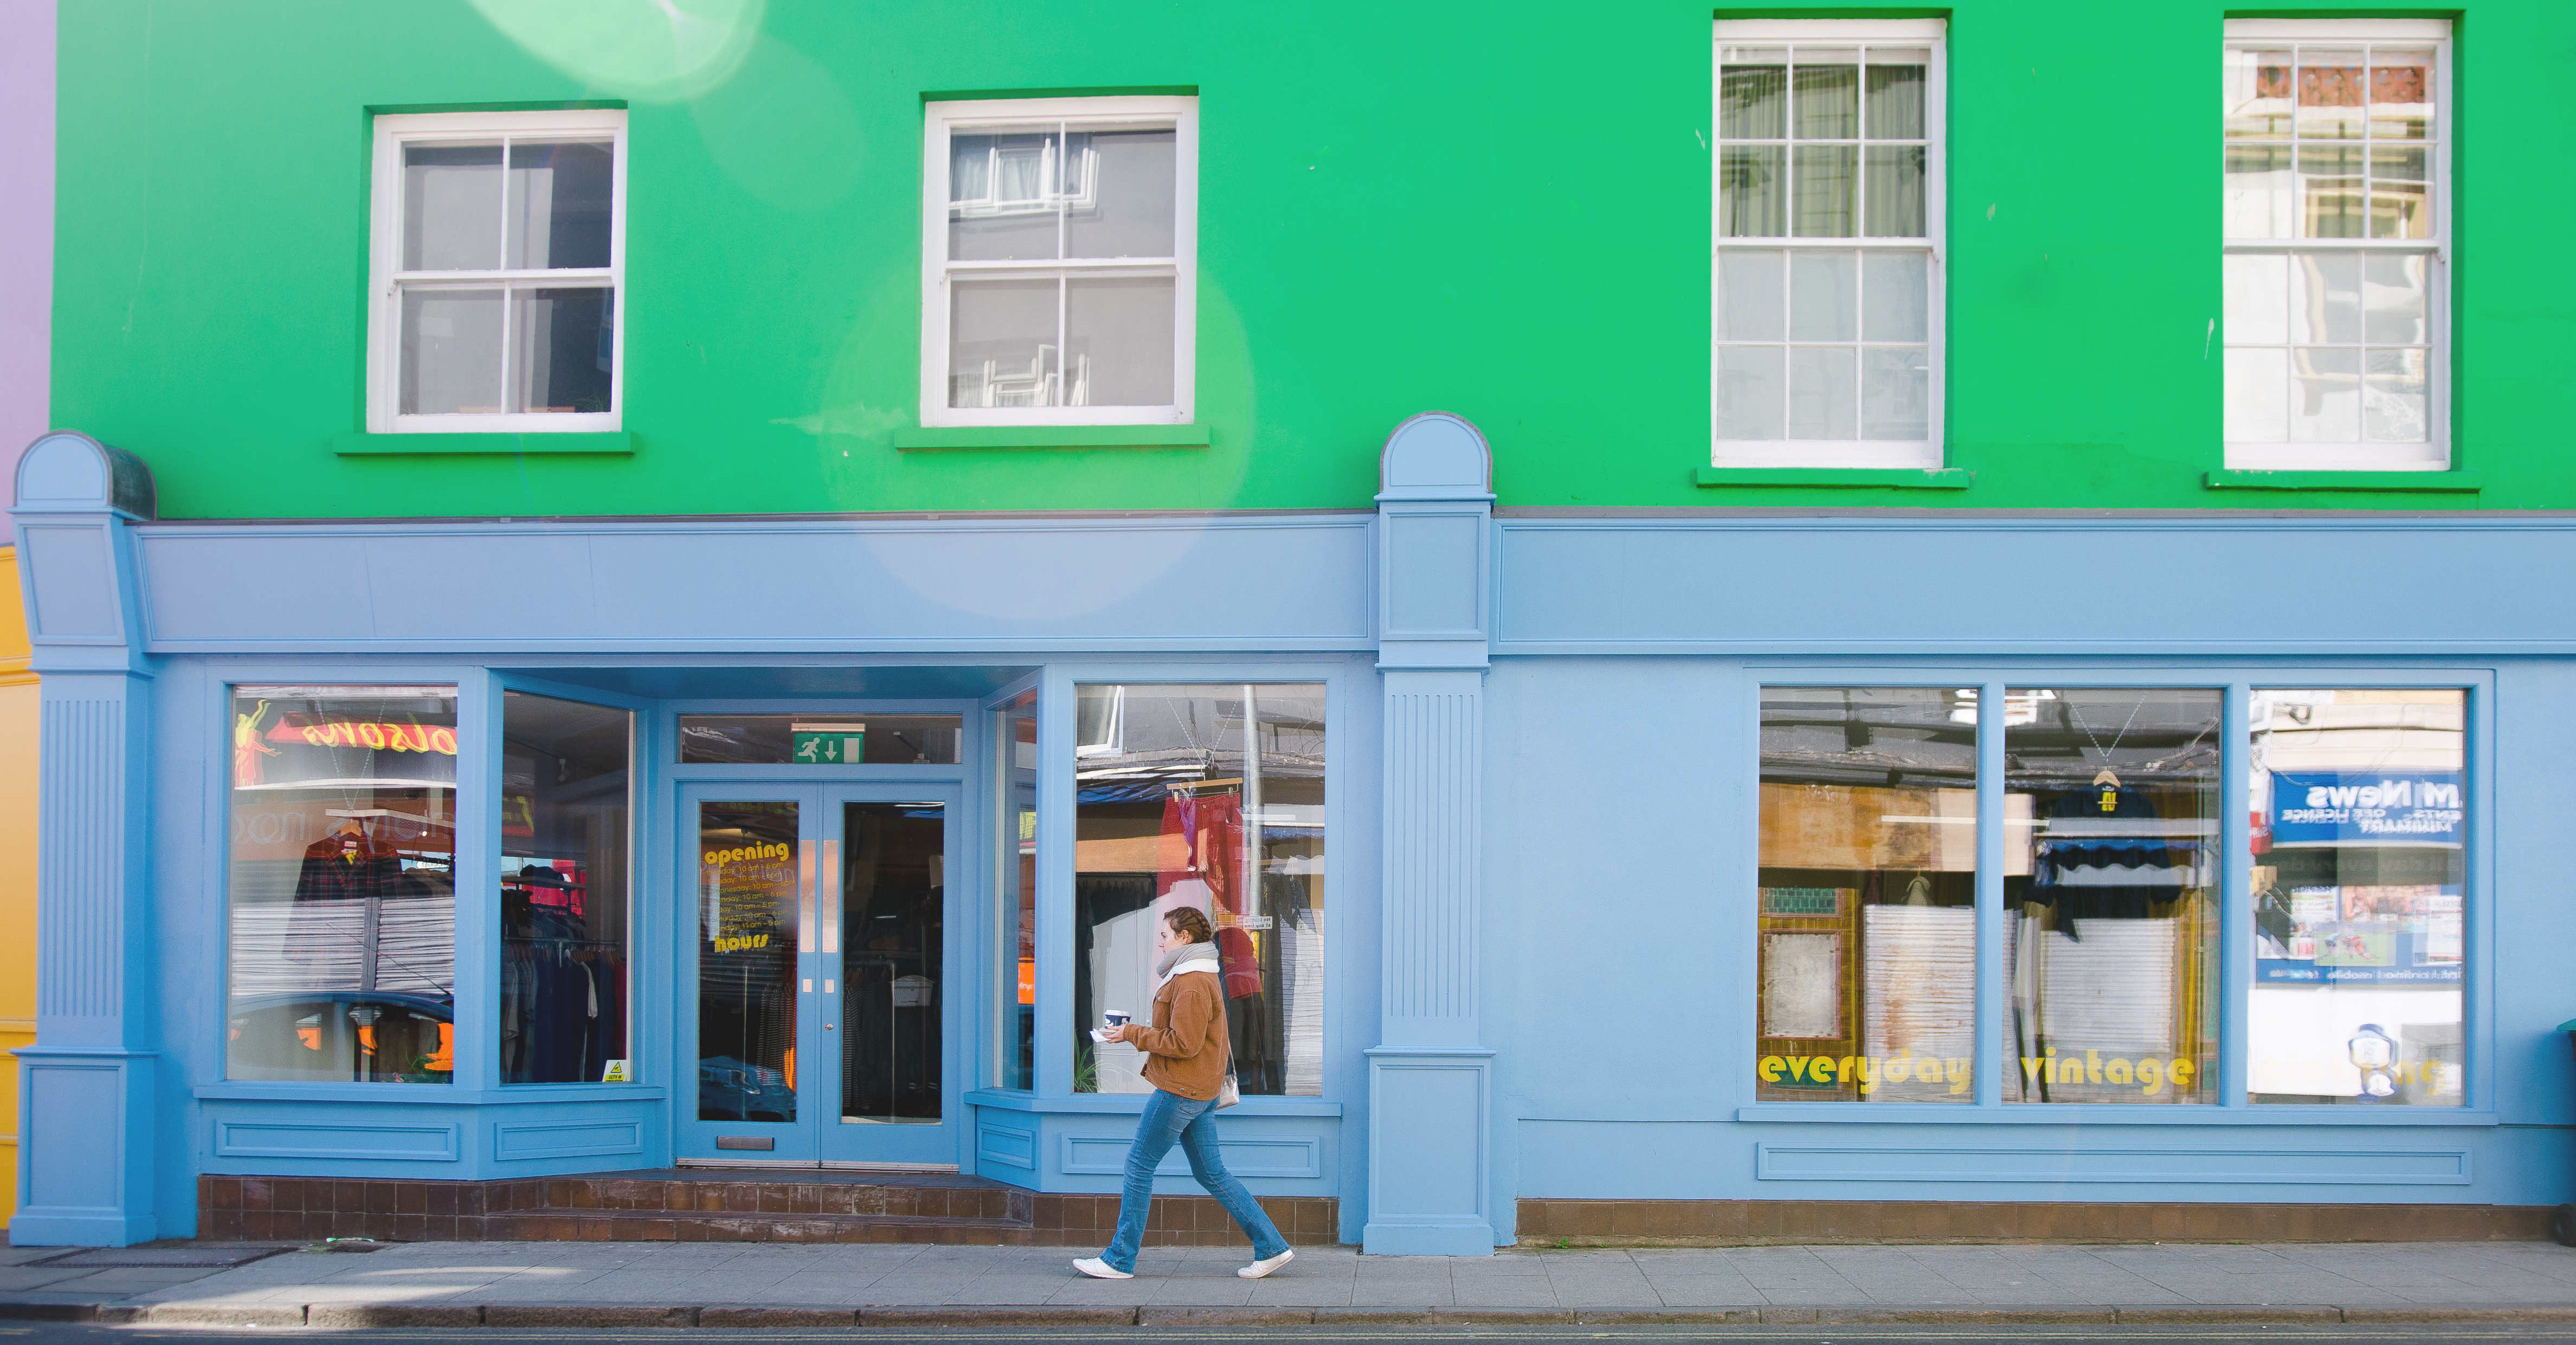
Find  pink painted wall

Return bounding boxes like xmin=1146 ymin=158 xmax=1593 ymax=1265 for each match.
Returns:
xmin=0 ymin=0 xmax=55 ymax=492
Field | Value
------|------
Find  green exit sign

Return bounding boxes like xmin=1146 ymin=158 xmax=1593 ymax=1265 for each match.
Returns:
xmin=791 ymin=722 xmax=866 ymax=765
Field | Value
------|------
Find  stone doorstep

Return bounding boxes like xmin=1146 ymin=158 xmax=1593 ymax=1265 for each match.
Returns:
xmin=1 ymin=1302 xmax=2569 ymax=1327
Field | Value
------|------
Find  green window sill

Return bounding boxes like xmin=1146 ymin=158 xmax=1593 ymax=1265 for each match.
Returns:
xmin=893 ymin=424 xmax=1210 ymax=451
xmin=2204 ymin=469 xmax=2482 ymax=494
xmin=334 ymin=431 xmax=634 ymax=456
xmin=1695 ymin=467 xmax=1972 ymax=489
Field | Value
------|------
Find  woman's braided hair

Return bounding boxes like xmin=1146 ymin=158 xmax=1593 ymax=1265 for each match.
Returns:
xmin=1162 ymin=905 xmax=1216 ymax=946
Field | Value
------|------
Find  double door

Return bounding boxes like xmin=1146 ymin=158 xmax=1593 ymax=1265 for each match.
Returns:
xmin=678 ymin=783 xmax=960 ymax=1167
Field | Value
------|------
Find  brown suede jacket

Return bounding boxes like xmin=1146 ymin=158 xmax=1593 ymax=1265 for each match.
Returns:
xmin=1126 ymin=968 xmax=1230 ymax=1101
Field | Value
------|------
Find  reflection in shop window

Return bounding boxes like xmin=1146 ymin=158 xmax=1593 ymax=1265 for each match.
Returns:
xmin=994 ymin=691 xmax=1038 ymax=1090
xmin=227 ymin=686 xmax=458 ymax=1083
xmin=1756 ymin=688 xmax=1980 ymax=1102
xmin=1073 ymin=684 xmax=1324 ymax=1096
xmin=501 ymin=692 xmax=632 ymax=1084
xmin=2250 ymin=689 xmax=2463 ymax=1104
xmin=2005 ymin=689 xmax=2220 ymax=1104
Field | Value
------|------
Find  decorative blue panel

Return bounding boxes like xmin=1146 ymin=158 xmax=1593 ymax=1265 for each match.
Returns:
xmin=1060 ymin=1134 xmax=1321 ymax=1179
xmin=977 ymin=1122 xmax=1037 ymax=1172
xmin=37 ymin=695 xmax=126 ymax=1020
xmin=1383 ymin=512 xmax=1483 ymax=639
xmin=214 ymin=1121 xmax=461 ymax=1163
xmin=492 ymin=1119 xmax=645 ymax=1162
xmin=1381 ymin=674 xmax=1480 ymax=1039
xmin=1756 ymin=1142 xmax=2471 ymax=1185
xmin=24 ymin=1064 xmax=123 ymax=1211
xmin=20 ymin=526 xmax=120 ymax=642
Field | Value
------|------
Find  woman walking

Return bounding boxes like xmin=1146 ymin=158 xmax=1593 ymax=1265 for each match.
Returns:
xmin=1072 ymin=906 xmax=1295 ymax=1281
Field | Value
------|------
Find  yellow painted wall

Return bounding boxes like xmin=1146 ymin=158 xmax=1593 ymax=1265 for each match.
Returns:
xmin=0 ymin=548 xmax=36 ymax=1223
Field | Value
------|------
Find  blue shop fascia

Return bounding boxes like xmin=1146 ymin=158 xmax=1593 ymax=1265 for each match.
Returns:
xmin=9 ymin=422 xmax=2573 ymax=1250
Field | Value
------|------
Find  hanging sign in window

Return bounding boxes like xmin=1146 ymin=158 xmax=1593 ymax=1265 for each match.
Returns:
xmin=2269 ymin=771 xmax=2463 ymax=848
xmin=790 ymin=722 xmax=866 ymax=764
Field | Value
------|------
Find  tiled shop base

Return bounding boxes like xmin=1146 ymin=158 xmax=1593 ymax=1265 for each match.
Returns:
xmin=199 ymin=1171 xmax=1337 ymax=1247
xmin=1517 ymin=1199 xmax=2553 ymax=1246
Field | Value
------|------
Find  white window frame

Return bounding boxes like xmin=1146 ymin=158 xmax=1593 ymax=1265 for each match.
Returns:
xmin=1712 ymin=18 xmax=1947 ymax=469
xmin=920 ymin=96 xmax=1199 ymax=428
xmin=2223 ymin=19 xmax=2451 ymax=471
xmin=366 ymin=109 xmax=628 ymax=435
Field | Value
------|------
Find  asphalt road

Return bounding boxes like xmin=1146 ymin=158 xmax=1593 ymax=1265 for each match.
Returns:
xmin=11 ymin=1323 xmax=2576 ymax=1344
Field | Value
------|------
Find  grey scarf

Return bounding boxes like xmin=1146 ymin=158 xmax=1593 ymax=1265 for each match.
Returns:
xmin=1155 ymin=941 xmax=1220 ymax=980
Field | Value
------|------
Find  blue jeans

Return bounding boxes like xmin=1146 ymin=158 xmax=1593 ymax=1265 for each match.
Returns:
xmin=1102 ymin=1088 xmax=1289 ymax=1272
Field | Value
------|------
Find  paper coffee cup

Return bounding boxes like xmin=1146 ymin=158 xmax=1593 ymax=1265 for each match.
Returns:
xmin=1103 ymin=1010 xmax=1131 ymax=1027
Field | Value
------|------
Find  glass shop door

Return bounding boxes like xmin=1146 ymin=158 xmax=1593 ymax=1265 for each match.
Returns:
xmin=677 ymin=784 xmax=961 ymax=1167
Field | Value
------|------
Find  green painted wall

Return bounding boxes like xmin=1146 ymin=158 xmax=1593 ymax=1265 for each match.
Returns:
xmin=47 ymin=1 xmax=2575 ymax=518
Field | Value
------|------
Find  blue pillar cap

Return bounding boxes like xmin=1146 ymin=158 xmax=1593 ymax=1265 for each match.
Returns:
xmin=1378 ymin=412 xmax=1493 ymax=502
xmin=15 ymin=431 xmax=157 ymax=520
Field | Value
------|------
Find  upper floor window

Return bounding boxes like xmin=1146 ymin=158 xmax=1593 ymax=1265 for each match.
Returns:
xmin=368 ymin=110 xmax=626 ymax=434
xmin=1713 ymin=20 xmax=1944 ymax=469
xmin=2223 ymin=21 xmax=2449 ymax=470
xmin=921 ymin=96 xmax=1197 ymax=427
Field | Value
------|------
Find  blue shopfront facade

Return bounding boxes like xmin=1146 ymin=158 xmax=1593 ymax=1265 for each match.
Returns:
xmin=9 ymin=421 xmax=2576 ymax=1250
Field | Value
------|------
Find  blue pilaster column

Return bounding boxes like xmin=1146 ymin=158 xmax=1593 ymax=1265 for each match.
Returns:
xmin=1364 ymin=413 xmax=1499 ymax=1255
xmin=9 ymin=432 xmax=162 ymax=1246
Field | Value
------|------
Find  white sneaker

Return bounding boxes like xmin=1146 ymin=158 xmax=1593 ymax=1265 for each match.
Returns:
xmin=1071 ymin=1256 xmax=1134 ymax=1280
xmin=1237 ymin=1248 xmax=1295 ymax=1279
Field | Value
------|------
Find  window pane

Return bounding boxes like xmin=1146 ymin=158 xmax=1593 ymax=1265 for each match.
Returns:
xmin=505 ymin=140 xmax=613 ymax=270
xmin=402 ymin=143 xmax=501 ymax=271
xmin=510 ymin=288 xmax=614 ymax=415
xmin=1717 ymin=249 xmax=1786 ymax=341
xmin=2296 ymin=50 xmax=2366 ymax=140
xmin=841 ymin=801 xmax=944 ymax=1123
xmin=2225 ymin=346 xmax=2291 ymax=442
xmin=501 ymin=693 xmax=630 ymax=1085
xmin=2289 ymin=252 xmax=2361 ymax=344
xmin=2369 ymin=50 xmax=2436 ymax=139
xmin=227 ymin=687 xmax=459 ymax=1083
xmin=1073 ymin=684 xmax=1325 ymax=1097
xmin=1792 ymin=63 xmax=1858 ymax=139
xmin=2361 ymin=253 xmax=2427 ymax=345
xmin=1789 ymin=251 xmax=1857 ymax=341
xmin=2225 ymin=48 xmax=2294 ymax=139
xmin=1861 ymin=146 xmax=1924 ymax=236
xmin=2291 ymin=346 xmax=2362 ymax=442
xmin=1861 ymin=251 xmax=1927 ymax=342
xmin=1788 ymin=346 xmax=1857 ymax=440
xmin=2005 ymin=690 xmax=2221 ymax=1105
xmin=2369 ymin=147 xmax=2429 ymax=240
xmin=697 ymin=800 xmax=798 ymax=1122
xmin=1719 ymin=146 xmax=1785 ymax=237
xmin=1864 ymin=64 xmax=1924 ymax=139
xmin=1065 ymin=275 xmax=1177 ymax=408
xmin=950 ymin=276 xmax=1059 ymax=409
xmin=1756 ymin=688 xmax=1978 ymax=1103
xmin=994 ymin=693 xmax=1037 ymax=1091
xmin=2224 ymin=253 xmax=2290 ymax=347
xmin=1064 ymin=129 xmax=1175 ymax=260
xmin=1861 ymin=347 xmax=1929 ymax=441
xmin=2364 ymin=347 xmax=2431 ymax=443
xmin=676 ymin=714 xmax=963 ymax=765
xmin=950 ymin=132 xmax=1061 ymax=262
xmin=1715 ymin=346 xmax=1786 ymax=441
xmin=2251 ymin=690 xmax=2463 ymax=1105
xmin=2224 ymin=144 xmax=2294 ymax=238
xmin=399 ymin=288 xmax=504 ymax=415
xmin=1792 ymin=145 xmax=1856 ymax=237
xmin=1720 ymin=64 xmax=1786 ymax=139
xmin=2297 ymin=143 xmax=2365 ymax=238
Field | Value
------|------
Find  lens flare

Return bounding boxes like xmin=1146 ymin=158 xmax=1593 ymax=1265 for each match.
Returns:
xmin=467 ymin=0 xmax=764 ymax=102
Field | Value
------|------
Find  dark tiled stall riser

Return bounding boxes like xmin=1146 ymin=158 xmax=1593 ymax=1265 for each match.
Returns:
xmin=203 ymin=1173 xmax=1336 ymax=1246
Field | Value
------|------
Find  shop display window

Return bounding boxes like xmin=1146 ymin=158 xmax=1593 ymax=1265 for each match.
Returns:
xmin=993 ymin=691 xmax=1038 ymax=1090
xmin=500 ymin=692 xmax=633 ymax=1085
xmin=1756 ymin=688 xmax=1980 ymax=1102
xmin=1072 ymin=684 xmax=1324 ymax=1096
xmin=677 ymin=714 xmax=961 ymax=765
xmin=2249 ymin=689 xmax=2463 ymax=1104
xmin=227 ymin=686 xmax=458 ymax=1083
xmin=2005 ymin=690 xmax=2221 ymax=1104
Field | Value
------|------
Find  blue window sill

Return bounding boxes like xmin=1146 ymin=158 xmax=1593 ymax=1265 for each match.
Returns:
xmin=195 ymin=1082 xmax=668 ymax=1105
xmin=1695 ymin=467 xmax=1971 ymax=489
xmin=2204 ymin=468 xmax=2483 ymax=493
xmin=894 ymin=425 xmax=1211 ymax=451
xmin=333 ymin=431 xmax=634 ymax=456
xmin=965 ymin=1088 xmax=1341 ymax=1118
xmin=1737 ymin=1104 xmax=2498 ymax=1127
